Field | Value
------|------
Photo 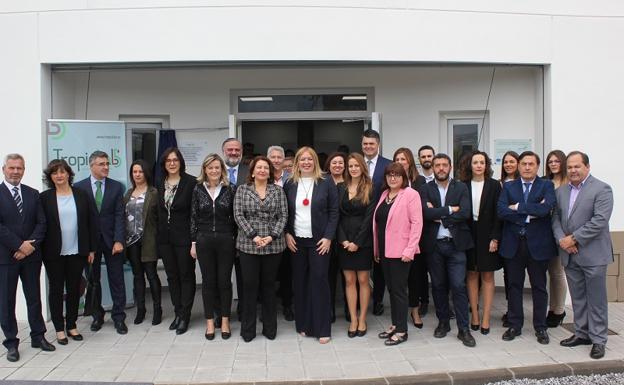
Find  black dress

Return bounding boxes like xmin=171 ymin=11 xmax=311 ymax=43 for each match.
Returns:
xmin=337 ymin=187 xmax=374 ymax=271
xmin=465 ymin=178 xmax=503 ymax=272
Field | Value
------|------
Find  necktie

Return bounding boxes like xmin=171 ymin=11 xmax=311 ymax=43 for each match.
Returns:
xmin=228 ymin=168 xmax=236 ymax=185
xmin=95 ymin=180 xmax=103 ymax=212
xmin=367 ymin=160 xmax=373 ymax=175
xmin=523 ymin=182 xmax=531 ymax=203
xmin=12 ymin=186 xmax=22 ymax=214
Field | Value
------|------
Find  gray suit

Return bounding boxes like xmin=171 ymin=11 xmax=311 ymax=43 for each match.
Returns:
xmin=552 ymin=175 xmax=613 ymax=344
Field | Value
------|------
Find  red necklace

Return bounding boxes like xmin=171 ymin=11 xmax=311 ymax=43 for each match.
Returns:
xmin=301 ymin=178 xmax=313 ymax=206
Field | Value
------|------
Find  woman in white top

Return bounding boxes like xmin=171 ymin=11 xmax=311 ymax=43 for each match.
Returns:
xmin=459 ymin=151 xmax=502 ymax=335
xmin=284 ymin=147 xmax=339 ymax=344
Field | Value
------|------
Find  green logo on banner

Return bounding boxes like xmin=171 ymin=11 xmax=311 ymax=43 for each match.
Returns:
xmin=49 ymin=122 xmax=67 ymax=140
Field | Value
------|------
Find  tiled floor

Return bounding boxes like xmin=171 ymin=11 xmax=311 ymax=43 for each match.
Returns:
xmin=1 ymin=290 xmax=623 ymax=383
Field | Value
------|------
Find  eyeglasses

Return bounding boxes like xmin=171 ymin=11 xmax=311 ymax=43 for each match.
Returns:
xmin=547 ymin=160 xmax=561 ymax=164
xmin=166 ymin=159 xmax=180 ymax=164
xmin=386 ymin=173 xmax=402 ymax=179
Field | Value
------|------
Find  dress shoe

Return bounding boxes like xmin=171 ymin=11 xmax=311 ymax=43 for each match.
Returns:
xmin=356 ymin=325 xmax=367 ymax=337
xmin=57 ymin=337 xmax=69 ymax=345
xmin=535 ymin=329 xmax=550 ymax=345
xmin=152 ymin=307 xmax=162 ymax=326
xmin=470 ymin=324 xmax=480 ymax=331
xmin=384 ymin=333 xmax=407 ymax=346
xmin=222 ymin=330 xmax=231 ymax=340
xmin=546 ymin=311 xmax=566 ymax=328
xmin=372 ymin=302 xmax=384 ymax=316
xmin=176 ymin=319 xmax=189 ymax=335
xmin=68 ymin=333 xmax=83 ymax=341
xmin=590 ymin=343 xmax=605 ymax=359
xmin=502 ymin=312 xmax=509 ymax=328
xmin=114 ymin=321 xmax=128 ymax=335
xmin=134 ymin=307 xmax=146 ymax=325
xmin=418 ymin=302 xmax=429 ymax=317
xmin=262 ymin=331 xmax=276 ymax=340
xmin=348 ymin=329 xmax=357 ymax=338
xmin=457 ymin=329 xmax=476 ymax=347
xmin=434 ymin=321 xmax=451 ymax=338
xmin=6 ymin=347 xmax=19 ymax=362
xmin=378 ymin=329 xmax=395 ymax=339
xmin=560 ymin=335 xmax=592 ymax=347
xmin=205 ymin=330 xmax=215 ymax=340
xmin=242 ymin=335 xmax=255 ymax=343
xmin=90 ymin=317 xmax=104 ymax=332
xmin=32 ymin=338 xmax=56 ymax=351
xmin=283 ymin=306 xmax=295 ymax=321
xmin=502 ymin=327 xmax=521 ymax=341
xmin=169 ymin=316 xmax=181 ymax=330
xmin=480 ymin=327 xmax=490 ymax=335
xmin=410 ymin=313 xmax=423 ymax=329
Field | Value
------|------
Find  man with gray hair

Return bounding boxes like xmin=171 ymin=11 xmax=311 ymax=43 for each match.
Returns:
xmin=222 ymin=138 xmax=249 ymax=187
xmin=0 ymin=154 xmax=53 ymax=362
xmin=75 ymin=151 xmax=127 ymax=334
xmin=268 ymin=145 xmax=289 ymax=187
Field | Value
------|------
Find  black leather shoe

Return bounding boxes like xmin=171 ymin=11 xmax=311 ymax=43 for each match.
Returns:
xmin=242 ymin=334 xmax=255 ymax=343
xmin=205 ymin=331 xmax=215 ymax=340
xmin=434 ymin=322 xmax=451 ymax=338
xmin=373 ymin=302 xmax=384 ymax=316
xmin=90 ymin=317 xmax=104 ymax=332
xmin=262 ymin=331 xmax=276 ymax=340
xmin=68 ymin=332 xmax=83 ymax=341
xmin=546 ymin=310 xmax=566 ymax=328
xmin=418 ymin=302 xmax=429 ymax=317
xmin=114 ymin=321 xmax=128 ymax=335
xmin=348 ymin=329 xmax=357 ymax=338
xmin=356 ymin=328 xmax=367 ymax=337
xmin=590 ymin=343 xmax=605 ymax=359
xmin=502 ymin=327 xmax=521 ymax=341
xmin=283 ymin=306 xmax=295 ymax=321
xmin=57 ymin=337 xmax=68 ymax=345
xmin=470 ymin=324 xmax=480 ymax=331
xmin=169 ymin=316 xmax=181 ymax=330
xmin=152 ymin=307 xmax=162 ymax=326
xmin=32 ymin=338 xmax=56 ymax=351
xmin=176 ymin=319 xmax=189 ymax=335
xmin=480 ymin=327 xmax=490 ymax=335
xmin=222 ymin=330 xmax=231 ymax=340
xmin=535 ymin=329 xmax=550 ymax=345
xmin=560 ymin=335 xmax=592 ymax=347
xmin=6 ymin=347 xmax=19 ymax=362
xmin=457 ymin=329 xmax=476 ymax=347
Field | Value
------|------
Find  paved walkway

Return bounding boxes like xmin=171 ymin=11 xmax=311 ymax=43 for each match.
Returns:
xmin=1 ymin=290 xmax=623 ymax=384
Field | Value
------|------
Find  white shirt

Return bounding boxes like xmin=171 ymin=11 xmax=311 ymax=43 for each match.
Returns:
xmin=471 ymin=180 xmax=484 ymax=221
xmin=90 ymin=175 xmax=106 ymax=197
xmin=3 ymin=180 xmax=22 ymax=201
xmin=204 ymin=182 xmax=223 ymax=201
xmin=423 ymin=173 xmax=435 ymax=184
xmin=365 ymin=154 xmax=379 ymax=177
xmin=435 ymin=179 xmax=453 ymax=239
xmin=294 ymin=177 xmax=314 ymax=238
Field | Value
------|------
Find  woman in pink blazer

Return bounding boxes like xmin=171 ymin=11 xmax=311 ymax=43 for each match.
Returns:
xmin=373 ymin=162 xmax=423 ymax=346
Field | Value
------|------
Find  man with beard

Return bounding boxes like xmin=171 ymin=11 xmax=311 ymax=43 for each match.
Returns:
xmin=418 ymin=145 xmax=435 ymax=183
xmin=419 ymin=153 xmax=475 ymax=347
xmin=223 ymin=138 xmax=249 ymax=187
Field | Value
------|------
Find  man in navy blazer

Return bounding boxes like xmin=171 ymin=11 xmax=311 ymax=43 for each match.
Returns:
xmin=75 ymin=151 xmax=127 ymax=334
xmin=497 ymin=151 xmax=557 ymax=345
xmin=362 ymin=129 xmax=392 ymax=316
xmin=0 ymin=154 xmax=54 ymax=362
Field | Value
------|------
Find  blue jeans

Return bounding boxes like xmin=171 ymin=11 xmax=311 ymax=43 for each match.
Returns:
xmin=428 ymin=239 xmax=469 ymax=330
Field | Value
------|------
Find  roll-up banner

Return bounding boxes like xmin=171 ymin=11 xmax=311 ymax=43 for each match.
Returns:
xmin=46 ymin=120 xmax=128 ymax=188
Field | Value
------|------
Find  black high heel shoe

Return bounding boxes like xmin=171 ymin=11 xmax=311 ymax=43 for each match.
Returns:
xmin=410 ymin=313 xmax=423 ymax=329
xmin=480 ymin=327 xmax=490 ymax=335
xmin=348 ymin=329 xmax=357 ymax=338
xmin=205 ymin=330 xmax=215 ymax=340
xmin=470 ymin=324 xmax=480 ymax=331
xmin=546 ymin=311 xmax=566 ymax=328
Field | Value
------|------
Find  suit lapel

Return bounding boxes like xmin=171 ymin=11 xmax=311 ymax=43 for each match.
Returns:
xmin=428 ymin=183 xmax=442 ymax=207
xmin=568 ymin=175 xmax=593 ymax=219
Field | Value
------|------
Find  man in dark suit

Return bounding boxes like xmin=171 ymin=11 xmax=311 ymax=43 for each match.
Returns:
xmin=419 ymin=153 xmax=476 ymax=347
xmin=362 ymin=129 xmax=392 ymax=316
xmin=497 ymin=150 xmax=556 ymax=345
xmin=75 ymin=151 xmax=127 ymax=334
xmin=553 ymin=151 xmax=613 ymax=359
xmin=0 ymin=154 xmax=54 ymax=362
xmin=222 ymin=138 xmax=249 ymax=323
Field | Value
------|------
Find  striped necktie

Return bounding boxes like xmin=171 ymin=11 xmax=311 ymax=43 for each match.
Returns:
xmin=12 ymin=186 xmax=23 ymax=214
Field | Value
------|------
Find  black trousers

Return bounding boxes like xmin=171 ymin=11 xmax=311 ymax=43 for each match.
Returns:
xmin=126 ymin=243 xmax=162 ymax=312
xmin=87 ymin=245 xmax=127 ymax=322
xmin=277 ymin=249 xmax=293 ymax=308
xmin=196 ymin=232 xmax=235 ymax=319
xmin=408 ymin=253 xmax=429 ymax=307
xmin=292 ymin=238 xmax=331 ymax=338
xmin=381 ymin=257 xmax=412 ymax=333
xmin=239 ymin=251 xmax=282 ymax=339
xmin=160 ymin=243 xmax=196 ymax=320
xmin=372 ymin=259 xmax=386 ymax=305
xmin=0 ymin=261 xmax=46 ymax=349
xmin=44 ymin=255 xmax=87 ymax=332
xmin=504 ymin=238 xmax=549 ymax=331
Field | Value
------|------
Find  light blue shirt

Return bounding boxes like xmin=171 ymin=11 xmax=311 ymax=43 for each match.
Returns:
xmin=435 ymin=179 xmax=453 ymax=239
xmin=58 ymin=194 xmax=79 ymax=256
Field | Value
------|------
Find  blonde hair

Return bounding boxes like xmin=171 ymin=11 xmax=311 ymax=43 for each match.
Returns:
xmin=197 ymin=153 xmax=229 ymax=185
xmin=345 ymin=153 xmax=372 ymax=205
xmin=290 ymin=146 xmax=324 ymax=183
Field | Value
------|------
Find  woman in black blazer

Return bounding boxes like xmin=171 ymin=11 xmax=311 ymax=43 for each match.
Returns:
xmin=394 ymin=147 xmax=427 ymax=327
xmin=337 ymin=153 xmax=375 ymax=337
xmin=156 ymin=147 xmax=197 ymax=335
xmin=459 ymin=150 xmax=502 ymax=335
xmin=284 ymin=147 xmax=339 ymax=344
xmin=41 ymin=159 xmax=97 ymax=345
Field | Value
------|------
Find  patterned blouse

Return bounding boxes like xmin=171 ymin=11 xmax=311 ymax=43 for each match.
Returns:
xmin=126 ymin=192 xmax=146 ymax=247
xmin=164 ymin=179 xmax=178 ymax=223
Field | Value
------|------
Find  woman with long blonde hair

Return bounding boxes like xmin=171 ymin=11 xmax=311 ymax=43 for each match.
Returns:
xmin=284 ymin=146 xmax=339 ymax=344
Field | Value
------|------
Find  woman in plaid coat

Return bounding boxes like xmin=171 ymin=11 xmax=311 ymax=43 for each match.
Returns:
xmin=233 ymin=156 xmax=288 ymax=342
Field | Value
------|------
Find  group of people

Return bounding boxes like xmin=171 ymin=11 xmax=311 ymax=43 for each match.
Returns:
xmin=0 ymin=130 xmax=613 ymax=362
